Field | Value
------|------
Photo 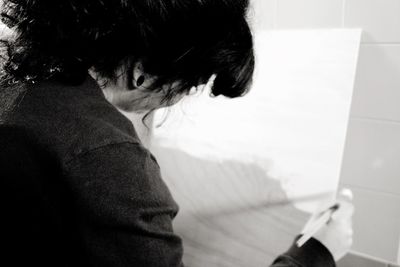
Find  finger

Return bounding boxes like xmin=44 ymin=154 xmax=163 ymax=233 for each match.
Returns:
xmin=332 ymin=218 xmax=353 ymax=239
xmin=303 ymin=204 xmax=337 ymax=233
xmin=331 ymin=201 xmax=354 ymax=221
xmin=337 ymin=188 xmax=353 ymax=202
xmin=303 ymin=206 xmax=338 ymax=234
xmin=311 ymin=192 xmax=339 ymax=214
xmin=303 ymin=189 xmax=354 ymax=232
xmin=331 ymin=188 xmax=354 ymax=220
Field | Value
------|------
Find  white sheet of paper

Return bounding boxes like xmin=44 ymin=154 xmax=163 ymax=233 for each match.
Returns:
xmin=151 ymin=29 xmax=361 ymax=212
xmin=149 ymin=29 xmax=361 ymax=266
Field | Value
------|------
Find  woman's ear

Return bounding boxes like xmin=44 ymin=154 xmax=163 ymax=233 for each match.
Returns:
xmin=132 ymin=62 xmax=145 ymax=88
xmin=131 ymin=62 xmax=157 ymax=90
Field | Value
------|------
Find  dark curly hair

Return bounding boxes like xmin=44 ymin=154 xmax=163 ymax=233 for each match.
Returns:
xmin=0 ymin=0 xmax=254 ymax=100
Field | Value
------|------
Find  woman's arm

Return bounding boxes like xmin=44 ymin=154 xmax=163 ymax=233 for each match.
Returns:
xmin=65 ymin=142 xmax=335 ymax=267
xmin=65 ymin=142 xmax=184 ymax=267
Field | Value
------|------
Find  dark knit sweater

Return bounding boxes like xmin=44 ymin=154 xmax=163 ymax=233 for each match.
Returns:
xmin=0 ymin=76 xmax=335 ymax=267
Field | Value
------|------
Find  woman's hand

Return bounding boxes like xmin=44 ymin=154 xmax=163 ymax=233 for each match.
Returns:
xmin=306 ymin=189 xmax=354 ymax=261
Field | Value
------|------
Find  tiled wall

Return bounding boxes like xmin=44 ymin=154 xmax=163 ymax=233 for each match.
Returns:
xmin=250 ymin=0 xmax=400 ymax=264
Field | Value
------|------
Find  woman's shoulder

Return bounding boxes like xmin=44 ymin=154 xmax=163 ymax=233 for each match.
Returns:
xmin=2 ymin=77 xmax=143 ymax=165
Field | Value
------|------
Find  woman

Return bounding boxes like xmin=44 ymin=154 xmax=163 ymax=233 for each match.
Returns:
xmin=0 ymin=0 xmax=353 ymax=266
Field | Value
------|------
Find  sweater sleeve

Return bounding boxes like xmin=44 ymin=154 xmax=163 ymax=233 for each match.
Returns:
xmin=65 ymin=142 xmax=184 ymax=267
xmin=270 ymin=236 xmax=336 ymax=267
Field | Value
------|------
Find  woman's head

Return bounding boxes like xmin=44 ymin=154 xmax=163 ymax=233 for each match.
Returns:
xmin=1 ymin=0 xmax=254 ymax=105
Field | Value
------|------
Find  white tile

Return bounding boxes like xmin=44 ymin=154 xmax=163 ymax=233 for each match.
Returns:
xmin=398 ymin=239 xmax=400 ymax=265
xmin=249 ymin=0 xmax=276 ymax=30
xmin=350 ymin=44 xmax=400 ymax=121
xmin=276 ymin=0 xmax=343 ymax=29
xmin=337 ymin=252 xmax=388 ymax=267
xmin=337 ymin=185 xmax=400 ymax=262
xmin=340 ymin=118 xmax=400 ymax=195
xmin=344 ymin=0 xmax=400 ymax=43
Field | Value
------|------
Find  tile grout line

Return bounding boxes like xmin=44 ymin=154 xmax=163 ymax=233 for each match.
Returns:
xmin=340 ymin=183 xmax=400 ymax=199
xmin=361 ymin=42 xmax=400 ymax=46
xmin=397 ymin=236 xmax=400 ymax=265
xmin=272 ymin=0 xmax=278 ymax=29
xmin=351 ymin=116 xmax=400 ymax=125
xmin=342 ymin=0 xmax=346 ymax=28
xmin=347 ymin=250 xmax=392 ymax=266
